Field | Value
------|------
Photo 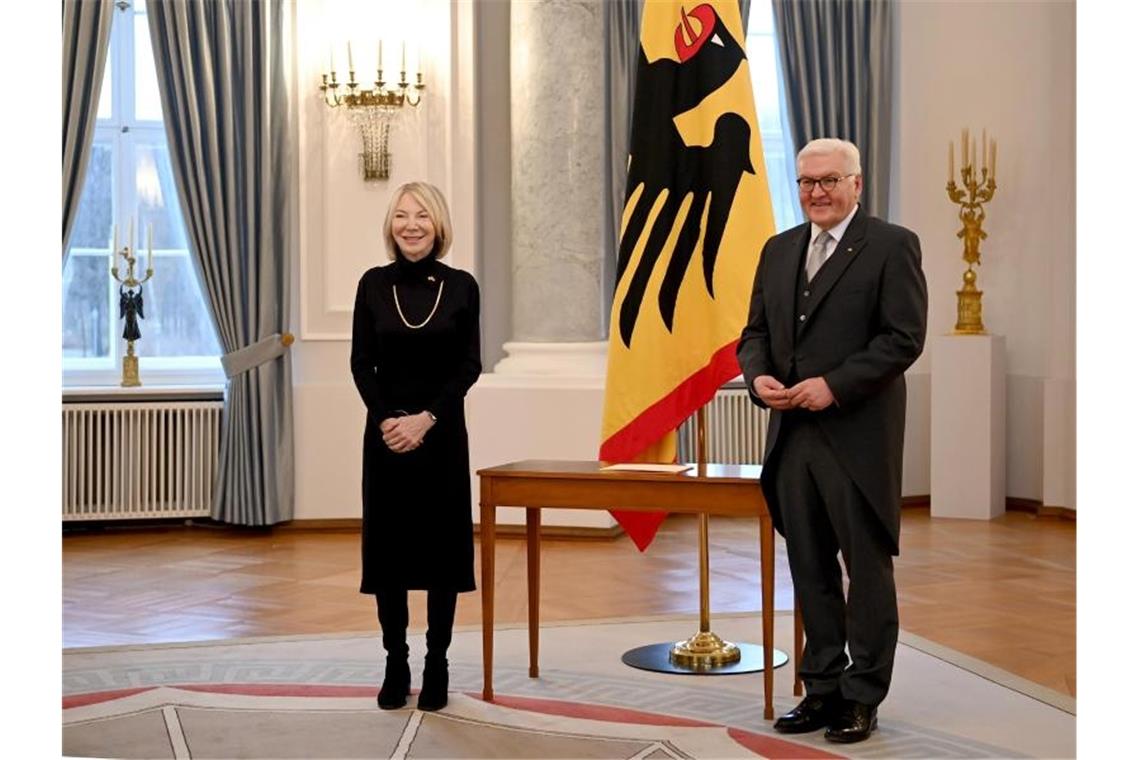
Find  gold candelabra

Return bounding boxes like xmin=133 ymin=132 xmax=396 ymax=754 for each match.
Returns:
xmin=319 ymin=41 xmax=426 ymax=181
xmin=946 ymin=128 xmax=997 ymax=334
xmin=110 ymin=220 xmax=155 ymax=387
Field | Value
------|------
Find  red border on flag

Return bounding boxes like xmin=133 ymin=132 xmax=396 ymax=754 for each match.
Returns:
xmin=600 ymin=339 xmax=743 ymax=463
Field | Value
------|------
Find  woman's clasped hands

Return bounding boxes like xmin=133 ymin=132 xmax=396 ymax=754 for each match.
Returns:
xmin=381 ymin=412 xmax=436 ymax=453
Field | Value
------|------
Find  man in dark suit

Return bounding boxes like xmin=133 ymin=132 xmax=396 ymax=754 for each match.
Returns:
xmin=737 ymin=138 xmax=927 ymax=743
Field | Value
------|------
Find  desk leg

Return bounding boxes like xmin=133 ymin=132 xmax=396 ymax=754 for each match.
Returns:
xmin=761 ymin=517 xmax=775 ymax=721
xmin=481 ymin=501 xmax=495 ymax=701
xmin=526 ymin=507 xmax=540 ymax=678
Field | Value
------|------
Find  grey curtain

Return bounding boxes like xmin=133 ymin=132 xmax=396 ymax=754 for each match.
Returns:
xmin=146 ymin=0 xmax=295 ymax=526
xmin=603 ymin=0 xmax=641 ymax=325
xmin=772 ymin=0 xmax=894 ymax=218
xmin=63 ymin=0 xmax=114 ymax=259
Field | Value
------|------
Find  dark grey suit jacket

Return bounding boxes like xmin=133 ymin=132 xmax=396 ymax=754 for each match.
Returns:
xmin=736 ymin=207 xmax=928 ymax=553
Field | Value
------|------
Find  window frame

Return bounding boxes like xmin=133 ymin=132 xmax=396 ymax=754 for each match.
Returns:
xmin=64 ymin=0 xmax=223 ymax=389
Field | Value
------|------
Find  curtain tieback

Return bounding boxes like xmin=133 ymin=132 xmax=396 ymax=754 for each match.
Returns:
xmin=221 ymin=332 xmax=295 ymax=379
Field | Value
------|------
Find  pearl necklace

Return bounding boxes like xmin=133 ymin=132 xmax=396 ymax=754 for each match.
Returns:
xmin=392 ymin=279 xmax=444 ymax=329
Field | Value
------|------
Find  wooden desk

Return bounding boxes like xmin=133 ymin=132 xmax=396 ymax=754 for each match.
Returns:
xmin=477 ymin=459 xmax=782 ymax=720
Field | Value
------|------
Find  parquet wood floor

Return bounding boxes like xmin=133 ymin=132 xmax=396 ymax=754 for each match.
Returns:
xmin=62 ymin=509 xmax=1075 ymax=697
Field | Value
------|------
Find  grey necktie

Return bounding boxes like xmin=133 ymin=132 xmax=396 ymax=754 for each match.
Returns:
xmin=806 ymin=230 xmax=831 ymax=283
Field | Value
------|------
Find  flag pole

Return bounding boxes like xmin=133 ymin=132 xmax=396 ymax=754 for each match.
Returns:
xmin=618 ymin=398 xmax=790 ymax=676
xmin=667 ymin=404 xmax=742 ymax=667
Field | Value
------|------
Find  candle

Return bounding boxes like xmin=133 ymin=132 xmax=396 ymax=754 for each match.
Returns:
xmin=991 ymin=140 xmax=997 ymax=180
xmin=401 ymin=41 xmax=406 ymax=72
xmin=128 ymin=217 xmax=135 ymax=254
xmin=378 ymin=39 xmax=383 ymax=72
xmin=948 ymin=141 xmax=954 ymax=184
xmin=971 ymin=136 xmax=976 ymax=171
xmin=961 ymin=128 xmax=968 ymax=167
xmin=147 ymin=222 xmax=153 ymax=273
xmin=347 ymin=41 xmax=354 ymax=71
xmin=110 ymin=222 xmax=119 ymax=279
xmin=329 ymin=46 xmax=334 ymax=75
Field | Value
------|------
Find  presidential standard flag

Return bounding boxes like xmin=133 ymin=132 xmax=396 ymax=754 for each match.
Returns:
xmin=600 ymin=0 xmax=775 ymax=550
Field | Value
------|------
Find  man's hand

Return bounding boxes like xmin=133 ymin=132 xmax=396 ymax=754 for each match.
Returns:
xmin=787 ymin=377 xmax=836 ymax=412
xmin=752 ymin=375 xmax=797 ymax=411
xmin=380 ymin=412 xmax=436 ymax=453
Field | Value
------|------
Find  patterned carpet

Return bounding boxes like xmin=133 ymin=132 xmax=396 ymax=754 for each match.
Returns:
xmin=63 ymin=613 xmax=1075 ymax=759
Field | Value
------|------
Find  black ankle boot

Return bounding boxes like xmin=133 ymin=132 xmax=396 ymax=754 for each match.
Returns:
xmin=416 ymin=657 xmax=449 ymax=711
xmin=377 ymin=657 xmax=411 ymax=710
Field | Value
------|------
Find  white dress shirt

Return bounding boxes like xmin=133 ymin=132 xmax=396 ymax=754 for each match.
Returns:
xmin=808 ymin=203 xmax=860 ymax=272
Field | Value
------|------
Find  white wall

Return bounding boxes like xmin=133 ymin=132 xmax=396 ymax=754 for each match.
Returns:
xmin=894 ymin=0 xmax=1075 ymax=508
xmin=290 ymin=0 xmax=476 ymax=519
xmin=287 ymin=0 xmax=1077 ymax=519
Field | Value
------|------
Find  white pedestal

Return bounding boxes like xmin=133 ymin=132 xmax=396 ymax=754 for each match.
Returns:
xmin=467 ymin=342 xmax=616 ymax=531
xmin=930 ymin=334 xmax=1006 ymax=519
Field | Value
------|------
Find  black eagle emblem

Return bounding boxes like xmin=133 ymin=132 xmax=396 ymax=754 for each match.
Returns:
xmin=617 ymin=3 xmax=754 ymax=348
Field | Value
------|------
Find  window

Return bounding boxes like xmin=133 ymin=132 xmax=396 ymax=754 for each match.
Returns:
xmin=63 ymin=1 xmax=222 ymax=386
xmin=746 ymin=0 xmax=802 ymax=232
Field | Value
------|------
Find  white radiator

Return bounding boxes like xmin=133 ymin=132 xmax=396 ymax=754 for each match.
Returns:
xmin=677 ymin=386 xmax=769 ymax=465
xmin=62 ymin=401 xmax=223 ymax=520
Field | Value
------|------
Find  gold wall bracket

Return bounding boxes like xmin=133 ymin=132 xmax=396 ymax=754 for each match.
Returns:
xmin=319 ymin=65 xmax=426 ymax=181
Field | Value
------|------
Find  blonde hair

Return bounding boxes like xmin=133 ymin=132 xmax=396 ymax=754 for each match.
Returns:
xmin=797 ymin=138 xmax=862 ymax=176
xmin=382 ymin=181 xmax=454 ymax=260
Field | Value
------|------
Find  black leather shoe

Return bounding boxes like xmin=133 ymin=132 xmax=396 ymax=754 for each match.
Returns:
xmin=376 ymin=659 xmax=411 ymax=710
xmin=824 ymin=700 xmax=877 ymax=743
xmin=773 ymin=693 xmax=842 ymax=734
xmin=416 ymin=658 xmax=449 ymax=712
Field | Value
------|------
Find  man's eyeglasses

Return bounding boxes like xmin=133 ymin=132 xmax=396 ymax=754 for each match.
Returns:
xmin=796 ymin=174 xmax=855 ymax=193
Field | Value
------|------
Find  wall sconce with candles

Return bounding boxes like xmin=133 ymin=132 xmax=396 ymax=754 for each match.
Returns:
xmin=319 ymin=40 xmax=425 ymax=181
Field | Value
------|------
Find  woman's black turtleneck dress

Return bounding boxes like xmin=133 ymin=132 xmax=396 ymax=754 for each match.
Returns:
xmin=350 ymin=253 xmax=481 ymax=593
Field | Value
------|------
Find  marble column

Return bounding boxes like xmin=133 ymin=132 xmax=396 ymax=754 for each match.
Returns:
xmin=504 ymin=0 xmax=606 ymax=373
xmin=464 ymin=0 xmax=613 ymax=533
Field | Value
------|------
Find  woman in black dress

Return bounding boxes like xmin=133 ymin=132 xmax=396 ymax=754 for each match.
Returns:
xmin=350 ymin=181 xmax=481 ymax=712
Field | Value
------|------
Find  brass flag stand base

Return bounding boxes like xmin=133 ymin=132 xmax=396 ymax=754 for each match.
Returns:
xmin=621 ymin=640 xmax=788 ymax=675
xmin=620 ymin=405 xmax=789 ymax=676
xmin=671 ymin=628 xmax=740 ymax=667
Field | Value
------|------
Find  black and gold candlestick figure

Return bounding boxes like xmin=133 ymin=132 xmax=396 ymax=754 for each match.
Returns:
xmin=119 ymin=285 xmax=144 ymax=340
xmin=111 ymin=225 xmax=155 ymax=387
